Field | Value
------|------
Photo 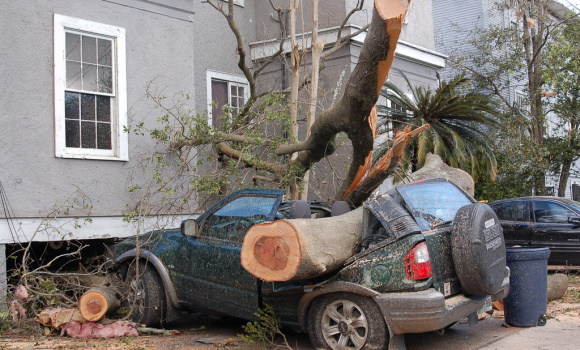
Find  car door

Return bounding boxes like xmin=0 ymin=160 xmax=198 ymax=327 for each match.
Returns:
xmin=175 ymin=193 xmax=282 ymax=319
xmin=532 ymin=199 xmax=580 ymax=265
xmin=491 ymin=199 xmax=532 ymax=246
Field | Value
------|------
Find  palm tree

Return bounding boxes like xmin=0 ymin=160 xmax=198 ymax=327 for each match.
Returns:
xmin=377 ymin=72 xmax=498 ymax=180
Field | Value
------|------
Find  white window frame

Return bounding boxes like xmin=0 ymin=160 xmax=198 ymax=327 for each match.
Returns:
xmin=54 ymin=14 xmax=128 ymax=161
xmin=206 ymin=70 xmax=250 ymax=126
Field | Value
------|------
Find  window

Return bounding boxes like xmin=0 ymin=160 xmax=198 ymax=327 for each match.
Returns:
xmin=201 ymin=196 xmax=278 ymax=241
xmin=533 ymin=201 xmax=575 ymax=224
xmin=492 ymin=200 xmax=530 ymax=222
xmin=206 ymin=71 xmax=249 ymax=126
xmin=54 ymin=14 xmax=128 ymax=160
xmin=515 ymin=90 xmax=527 ymax=110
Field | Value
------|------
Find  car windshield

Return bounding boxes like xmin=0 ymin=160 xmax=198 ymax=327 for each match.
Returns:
xmin=561 ymin=199 xmax=580 ymax=214
xmin=397 ymin=182 xmax=473 ymax=230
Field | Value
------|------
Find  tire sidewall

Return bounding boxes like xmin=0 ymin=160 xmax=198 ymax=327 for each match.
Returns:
xmin=308 ymin=293 xmax=388 ymax=350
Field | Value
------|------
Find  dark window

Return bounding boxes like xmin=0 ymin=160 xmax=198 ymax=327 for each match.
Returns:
xmin=533 ymin=201 xmax=575 ymax=223
xmin=210 ymin=78 xmax=246 ymax=126
xmin=201 ymin=196 xmax=278 ymax=242
xmin=492 ymin=200 xmax=529 ymax=222
xmin=65 ymin=92 xmax=112 ymax=149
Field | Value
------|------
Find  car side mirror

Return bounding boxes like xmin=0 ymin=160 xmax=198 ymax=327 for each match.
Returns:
xmin=569 ymin=217 xmax=580 ymax=225
xmin=181 ymin=219 xmax=199 ymax=237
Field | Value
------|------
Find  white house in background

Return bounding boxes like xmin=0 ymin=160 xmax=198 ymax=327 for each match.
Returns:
xmin=432 ymin=0 xmax=580 ymax=200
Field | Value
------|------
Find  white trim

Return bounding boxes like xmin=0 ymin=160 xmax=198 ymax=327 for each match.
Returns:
xmin=54 ymin=14 xmax=128 ymax=161
xmin=0 ymin=215 xmax=196 ymax=244
xmin=249 ymin=25 xmax=447 ymax=69
xmin=206 ymin=70 xmax=250 ymax=126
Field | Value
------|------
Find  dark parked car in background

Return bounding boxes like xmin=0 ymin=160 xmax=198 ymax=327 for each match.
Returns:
xmin=489 ymin=197 xmax=580 ymax=265
xmin=114 ymin=179 xmax=509 ymax=350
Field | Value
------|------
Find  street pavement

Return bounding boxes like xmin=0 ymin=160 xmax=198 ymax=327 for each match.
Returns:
xmin=404 ymin=315 xmax=580 ymax=350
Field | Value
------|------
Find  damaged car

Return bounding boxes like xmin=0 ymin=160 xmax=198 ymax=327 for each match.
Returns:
xmin=114 ymin=178 xmax=509 ymax=350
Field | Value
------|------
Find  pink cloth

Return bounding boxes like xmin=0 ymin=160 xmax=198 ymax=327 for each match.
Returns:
xmin=64 ymin=320 xmax=139 ymax=339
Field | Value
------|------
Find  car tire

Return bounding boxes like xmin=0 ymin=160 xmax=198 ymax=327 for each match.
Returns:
xmin=124 ymin=260 xmax=166 ymax=327
xmin=451 ymin=203 xmax=507 ymax=296
xmin=308 ymin=293 xmax=388 ymax=350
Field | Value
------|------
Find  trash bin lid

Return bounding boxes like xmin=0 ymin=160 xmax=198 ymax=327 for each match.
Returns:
xmin=506 ymin=247 xmax=550 ymax=261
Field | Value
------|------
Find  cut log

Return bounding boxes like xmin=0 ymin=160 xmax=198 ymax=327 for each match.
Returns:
xmin=241 ymin=207 xmax=363 ymax=282
xmin=79 ymin=287 xmax=121 ymax=322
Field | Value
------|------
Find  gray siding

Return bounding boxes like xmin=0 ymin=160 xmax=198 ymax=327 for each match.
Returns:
xmin=433 ymin=0 xmax=484 ymax=78
xmin=0 ymin=0 xmax=196 ymax=218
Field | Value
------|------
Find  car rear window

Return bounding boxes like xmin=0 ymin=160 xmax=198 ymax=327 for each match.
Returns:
xmin=397 ymin=182 xmax=473 ymax=230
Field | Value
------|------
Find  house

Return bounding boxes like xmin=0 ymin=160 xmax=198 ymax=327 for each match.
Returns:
xmin=432 ymin=0 xmax=580 ymax=200
xmin=0 ymin=0 xmax=444 ymax=294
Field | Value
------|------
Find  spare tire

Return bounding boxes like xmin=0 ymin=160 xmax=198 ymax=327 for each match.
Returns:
xmin=451 ymin=203 xmax=506 ymax=296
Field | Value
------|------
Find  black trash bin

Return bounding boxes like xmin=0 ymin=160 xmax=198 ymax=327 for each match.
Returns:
xmin=504 ymin=247 xmax=551 ymax=327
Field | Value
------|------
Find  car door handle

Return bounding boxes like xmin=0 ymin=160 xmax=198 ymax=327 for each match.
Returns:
xmin=536 ymin=229 xmax=547 ymax=233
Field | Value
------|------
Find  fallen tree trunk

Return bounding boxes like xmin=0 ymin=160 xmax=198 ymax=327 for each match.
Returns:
xmin=241 ymin=208 xmax=363 ymax=282
xmin=79 ymin=287 xmax=121 ymax=322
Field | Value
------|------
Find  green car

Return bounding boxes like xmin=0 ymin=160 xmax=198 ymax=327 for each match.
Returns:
xmin=114 ymin=178 xmax=509 ymax=350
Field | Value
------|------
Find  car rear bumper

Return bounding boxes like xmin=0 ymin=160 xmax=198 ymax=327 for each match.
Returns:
xmin=374 ymin=276 xmax=509 ymax=335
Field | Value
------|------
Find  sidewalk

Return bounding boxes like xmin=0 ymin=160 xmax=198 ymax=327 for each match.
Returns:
xmin=478 ymin=316 xmax=580 ymax=350
xmin=404 ymin=315 xmax=580 ymax=350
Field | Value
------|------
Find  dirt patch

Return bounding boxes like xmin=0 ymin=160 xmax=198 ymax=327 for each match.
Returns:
xmin=547 ymin=272 xmax=580 ymax=320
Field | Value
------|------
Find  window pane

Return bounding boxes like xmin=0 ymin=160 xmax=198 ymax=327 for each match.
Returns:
xmin=97 ymin=39 xmax=112 ymax=66
xmin=204 ymin=196 xmax=278 ymax=241
xmin=81 ymin=121 xmax=96 ymax=148
xmin=97 ymin=122 xmax=112 ymax=150
xmin=65 ymin=92 xmax=80 ymax=119
xmin=238 ymin=86 xmax=245 ymax=99
xmin=65 ymin=120 xmax=80 ymax=148
xmin=98 ymin=66 xmax=112 ymax=93
xmin=534 ymin=201 xmax=573 ymax=223
xmin=82 ymin=36 xmax=97 ymax=64
xmin=81 ymin=94 xmax=95 ymax=120
xmin=97 ymin=96 xmax=110 ymax=122
xmin=82 ymin=64 xmax=98 ymax=91
xmin=231 ymin=85 xmax=237 ymax=97
xmin=66 ymin=33 xmax=81 ymax=61
xmin=66 ymin=61 xmax=82 ymax=89
xmin=211 ymin=79 xmax=228 ymax=125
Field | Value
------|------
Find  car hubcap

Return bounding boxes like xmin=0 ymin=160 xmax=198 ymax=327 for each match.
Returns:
xmin=321 ymin=299 xmax=368 ymax=350
xmin=129 ymin=277 xmax=145 ymax=315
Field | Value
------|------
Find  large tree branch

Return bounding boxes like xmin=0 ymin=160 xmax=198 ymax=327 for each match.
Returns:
xmin=170 ymin=132 xmax=276 ymax=150
xmin=273 ymin=1 xmax=411 ymax=200
xmin=216 ymin=142 xmax=287 ymax=176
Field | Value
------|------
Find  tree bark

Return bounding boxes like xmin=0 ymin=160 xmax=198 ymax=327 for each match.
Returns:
xmin=79 ymin=287 xmax=121 ymax=322
xmin=275 ymin=0 xmax=411 ymax=203
xmin=241 ymin=208 xmax=363 ymax=281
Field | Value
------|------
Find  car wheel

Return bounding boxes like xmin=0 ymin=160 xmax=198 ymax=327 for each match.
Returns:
xmin=124 ymin=261 xmax=166 ymax=326
xmin=308 ymin=293 xmax=388 ymax=350
xmin=451 ymin=203 xmax=507 ymax=296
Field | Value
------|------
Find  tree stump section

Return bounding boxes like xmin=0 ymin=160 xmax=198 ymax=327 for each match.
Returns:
xmin=241 ymin=208 xmax=363 ymax=282
xmin=79 ymin=287 xmax=121 ymax=322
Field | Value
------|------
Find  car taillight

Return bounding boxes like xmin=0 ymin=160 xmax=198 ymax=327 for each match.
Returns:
xmin=405 ymin=242 xmax=433 ymax=281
